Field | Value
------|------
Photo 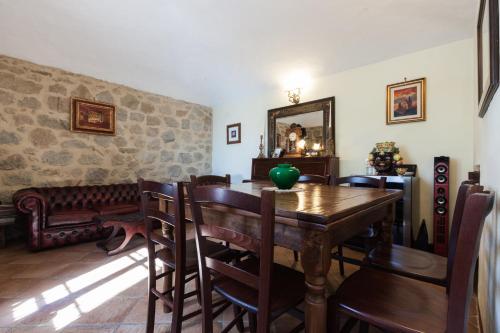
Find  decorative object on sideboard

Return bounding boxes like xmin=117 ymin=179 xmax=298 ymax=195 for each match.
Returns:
xmin=433 ymin=156 xmax=450 ymax=257
xmin=257 ymin=134 xmax=265 ymax=158
xmin=284 ymin=123 xmax=305 ymax=157
xmin=272 ymin=148 xmax=285 ymax=158
xmin=226 ymin=123 xmax=241 ymax=144
xmin=70 ymin=97 xmax=116 ymax=135
xmin=305 ymin=142 xmax=323 ymax=157
xmin=287 ymin=88 xmax=301 ymax=104
xmin=386 ymin=78 xmax=426 ymax=125
xmin=269 ymin=163 xmax=300 ymax=190
xmin=477 ymin=0 xmax=499 ymax=117
xmin=367 ymin=141 xmax=405 ymax=176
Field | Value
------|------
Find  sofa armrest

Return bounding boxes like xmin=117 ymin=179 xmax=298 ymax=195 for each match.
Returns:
xmin=13 ymin=190 xmax=48 ymax=250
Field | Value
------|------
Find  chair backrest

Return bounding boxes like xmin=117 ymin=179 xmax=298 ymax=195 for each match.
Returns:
xmin=186 ymin=185 xmax=275 ymax=333
xmin=446 ymin=182 xmax=483 ymax=291
xmin=298 ymin=174 xmax=330 ymax=185
xmin=190 ymin=174 xmax=231 ymax=186
xmin=334 ymin=176 xmax=386 ymax=189
xmin=446 ymin=191 xmax=495 ymax=332
xmin=138 ymin=178 xmax=186 ymax=271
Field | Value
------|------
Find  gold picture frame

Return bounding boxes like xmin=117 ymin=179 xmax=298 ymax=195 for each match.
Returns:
xmin=386 ymin=78 xmax=426 ymax=125
xmin=70 ymin=97 xmax=116 ymax=135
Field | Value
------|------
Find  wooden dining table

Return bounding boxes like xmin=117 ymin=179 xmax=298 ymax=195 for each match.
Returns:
xmin=160 ymin=181 xmax=403 ymax=331
xmin=192 ymin=181 xmax=403 ymax=333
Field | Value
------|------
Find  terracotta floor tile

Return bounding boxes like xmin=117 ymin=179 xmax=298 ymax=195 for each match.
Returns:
xmin=0 ymin=278 xmax=60 ymax=298
xmin=8 ymin=250 xmax=87 ymax=265
xmin=73 ymin=297 xmax=138 ymax=325
xmin=0 ymin=241 xmax=482 ymax=333
xmin=10 ymin=326 xmax=55 ymax=333
xmin=61 ymin=325 xmax=116 ymax=333
xmin=9 ymin=263 xmax=70 ymax=279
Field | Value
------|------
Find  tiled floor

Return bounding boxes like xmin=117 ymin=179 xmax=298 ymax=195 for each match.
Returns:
xmin=0 ymin=237 xmax=481 ymax=333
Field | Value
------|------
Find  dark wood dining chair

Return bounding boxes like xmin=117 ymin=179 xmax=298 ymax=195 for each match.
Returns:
xmin=328 ymin=191 xmax=495 ymax=333
xmin=190 ymin=174 xmax=231 ymax=186
xmin=139 ymin=179 xmax=232 ymax=333
xmin=297 ymin=174 xmax=331 ymax=185
xmin=331 ymin=176 xmax=386 ymax=275
xmin=190 ymin=173 xmax=246 ymax=331
xmin=187 ymin=185 xmax=305 ymax=333
xmin=367 ymin=182 xmax=483 ymax=286
xmin=291 ymin=174 xmax=331 ymax=261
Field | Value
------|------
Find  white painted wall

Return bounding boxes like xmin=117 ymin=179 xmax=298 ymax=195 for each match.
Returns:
xmin=476 ymin=95 xmax=500 ymax=333
xmin=213 ymin=39 xmax=475 ymax=239
xmin=474 ymin=2 xmax=500 ymax=329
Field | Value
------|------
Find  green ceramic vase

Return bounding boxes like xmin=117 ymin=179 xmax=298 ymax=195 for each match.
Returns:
xmin=269 ymin=164 xmax=300 ymax=190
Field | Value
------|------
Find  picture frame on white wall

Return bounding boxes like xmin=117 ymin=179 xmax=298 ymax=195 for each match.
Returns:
xmin=386 ymin=78 xmax=426 ymax=125
xmin=477 ymin=0 xmax=499 ymax=118
xmin=226 ymin=123 xmax=241 ymax=144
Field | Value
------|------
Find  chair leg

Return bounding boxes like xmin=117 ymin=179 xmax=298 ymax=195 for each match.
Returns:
xmin=359 ymin=321 xmax=369 ymax=333
xmin=146 ymin=290 xmax=156 ymax=333
xmin=293 ymin=250 xmax=299 ymax=262
xmin=327 ymin=308 xmax=341 ymax=333
xmin=170 ymin=270 xmax=185 ymax=333
xmin=338 ymin=245 xmax=345 ymax=276
xmin=249 ymin=312 xmax=257 ymax=333
xmin=195 ymin=275 xmax=202 ymax=305
xmin=163 ymin=264 xmax=174 ymax=313
xmin=232 ymin=305 xmax=245 ymax=332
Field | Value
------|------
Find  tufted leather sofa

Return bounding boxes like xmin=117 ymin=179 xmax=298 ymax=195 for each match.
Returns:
xmin=13 ymin=183 xmax=140 ymax=251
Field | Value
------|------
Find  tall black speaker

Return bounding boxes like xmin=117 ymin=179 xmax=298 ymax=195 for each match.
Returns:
xmin=433 ymin=156 xmax=449 ymax=256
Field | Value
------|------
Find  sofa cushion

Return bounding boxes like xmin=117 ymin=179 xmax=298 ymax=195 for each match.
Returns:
xmin=93 ymin=203 xmax=139 ymax=215
xmin=47 ymin=209 xmax=98 ymax=227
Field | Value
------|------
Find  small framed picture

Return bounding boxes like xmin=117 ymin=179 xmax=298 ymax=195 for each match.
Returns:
xmin=71 ymin=97 xmax=116 ymax=135
xmin=386 ymin=78 xmax=426 ymax=125
xmin=272 ymin=148 xmax=284 ymax=158
xmin=226 ymin=123 xmax=241 ymax=144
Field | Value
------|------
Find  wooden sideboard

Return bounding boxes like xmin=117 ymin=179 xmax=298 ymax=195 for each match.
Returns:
xmin=365 ymin=175 xmax=419 ymax=247
xmin=251 ymin=156 xmax=339 ymax=183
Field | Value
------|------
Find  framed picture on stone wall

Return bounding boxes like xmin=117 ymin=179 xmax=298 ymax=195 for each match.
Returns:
xmin=70 ymin=97 xmax=116 ymax=135
xmin=226 ymin=123 xmax=241 ymax=144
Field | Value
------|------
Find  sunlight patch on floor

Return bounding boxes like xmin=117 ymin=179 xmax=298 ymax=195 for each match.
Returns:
xmin=11 ymin=297 xmax=38 ymax=321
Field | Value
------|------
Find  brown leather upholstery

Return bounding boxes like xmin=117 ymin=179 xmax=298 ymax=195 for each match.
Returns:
xmin=13 ymin=183 xmax=140 ymax=251
xmin=93 ymin=203 xmax=139 ymax=215
xmin=47 ymin=208 xmax=98 ymax=227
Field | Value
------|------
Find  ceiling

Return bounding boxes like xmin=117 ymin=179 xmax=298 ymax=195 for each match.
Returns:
xmin=0 ymin=0 xmax=474 ymax=106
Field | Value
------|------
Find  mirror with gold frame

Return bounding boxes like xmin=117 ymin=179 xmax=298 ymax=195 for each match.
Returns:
xmin=267 ymin=97 xmax=335 ymax=157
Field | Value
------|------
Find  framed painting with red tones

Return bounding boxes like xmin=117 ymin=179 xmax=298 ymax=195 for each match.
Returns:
xmin=386 ymin=78 xmax=426 ymax=125
xmin=70 ymin=97 xmax=116 ymax=135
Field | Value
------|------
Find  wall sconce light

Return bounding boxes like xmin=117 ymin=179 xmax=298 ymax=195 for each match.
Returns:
xmin=287 ymin=88 xmax=301 ymax=104
xmin=312 ymin=143 xmax=321 ymax=151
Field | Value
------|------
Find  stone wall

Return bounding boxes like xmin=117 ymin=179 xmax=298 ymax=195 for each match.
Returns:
xmin=0 ymin=55 xmax=212 ymax=202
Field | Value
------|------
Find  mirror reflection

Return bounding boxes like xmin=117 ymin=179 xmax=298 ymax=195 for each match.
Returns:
xmin=275 ymin=110 xmax=324 ymax=157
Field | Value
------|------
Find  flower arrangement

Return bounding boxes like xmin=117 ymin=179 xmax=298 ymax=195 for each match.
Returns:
xmin=367 ymin=141 xmax=405 ymax=175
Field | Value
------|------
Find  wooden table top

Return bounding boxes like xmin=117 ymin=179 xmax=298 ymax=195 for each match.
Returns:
xmin=227 ymin=182 xmax=403 ymax=226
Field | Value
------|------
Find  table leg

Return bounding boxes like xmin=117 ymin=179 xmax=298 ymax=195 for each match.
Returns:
xmin=301 ymin=230 xmax=331 ymax=333
xmin=381 ymin=202 xmax=395 ymax=245
xmin=0 ymin=226 xmax=5 ymax=248
xmin=96 ymin=224 xmax=120 ymax=250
